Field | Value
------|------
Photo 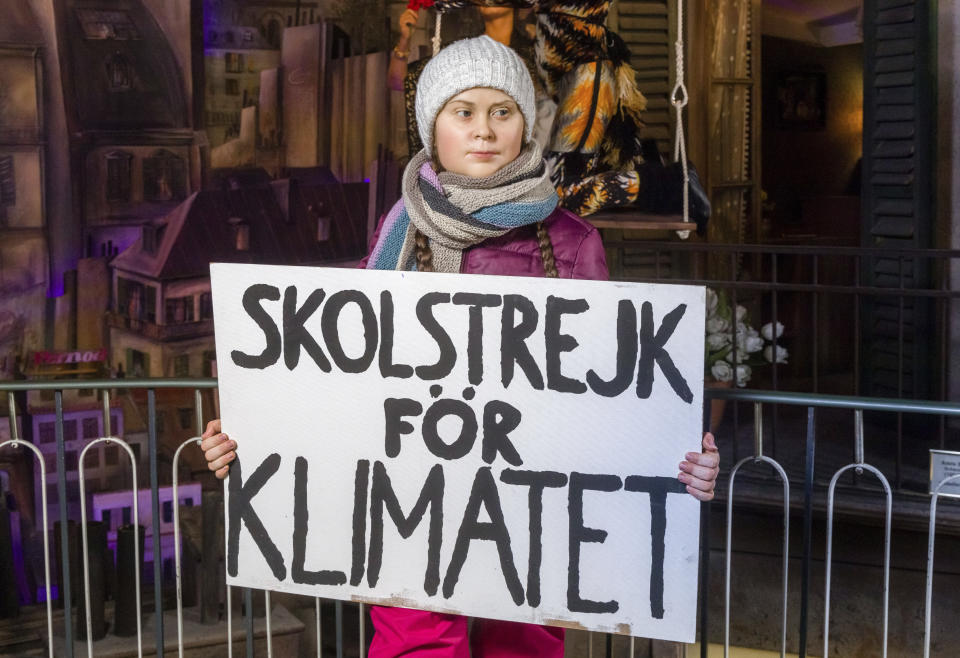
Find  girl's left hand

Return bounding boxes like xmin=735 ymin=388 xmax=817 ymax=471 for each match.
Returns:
xmin=679 ymin=433 xmax=720 ymax=502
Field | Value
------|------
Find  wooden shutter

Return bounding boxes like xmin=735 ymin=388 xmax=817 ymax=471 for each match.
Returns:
xmin=615 ymin=1 xmax=675 ymax=153
xmin=860 ymin=0 xmax=934 ymax=398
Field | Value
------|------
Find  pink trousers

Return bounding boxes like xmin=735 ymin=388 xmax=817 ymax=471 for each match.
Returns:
xmin=369 ymin=607 xmax=565 ymax=657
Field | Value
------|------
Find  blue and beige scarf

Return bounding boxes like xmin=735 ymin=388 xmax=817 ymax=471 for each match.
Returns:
xmin=366 ymin=143 xmax=558 ymax=273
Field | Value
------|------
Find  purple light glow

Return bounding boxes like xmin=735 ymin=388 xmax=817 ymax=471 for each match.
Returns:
xmin=47 ymin=277 xmax=65 ymax=298
xmin=35 ymin=584 xmax=58 ymax=603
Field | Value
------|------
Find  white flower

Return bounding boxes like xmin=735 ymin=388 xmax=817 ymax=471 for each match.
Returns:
xmin=763 ymin=345 xmax=789 ymax=364
xmin=706 ymin=289 xmax=719 ymax=316
xmin=735 ymin=305 xmax=748 ymax=322
xmin=735 ymin=322 xmax=756 ymax=337
xmin=725 ymin=349 xmax=749 ymax=363
xmin=706 ymin=316 xmax=730 ymax=334
xmin=736 ymin=364 xmax=752 ymax=387
xmin=745 ymin=334 xmax=765 ymax=354
xmin=711 ymin=360 xmax=733 ymax=382
xmin=734 ymin=325 xmax=764 ymax=354
xmin=706 ymin=332 xmax=731 ymax=351
xmin=761 ymin=322 xmax=784 ymax=341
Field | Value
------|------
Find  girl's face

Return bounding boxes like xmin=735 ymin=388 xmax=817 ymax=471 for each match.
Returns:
xmin=433 ymin=87 xmax=524 ymax=178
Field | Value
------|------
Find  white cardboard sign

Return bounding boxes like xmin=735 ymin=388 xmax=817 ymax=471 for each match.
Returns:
xmin=211 ymin=263 xmax=705 ymax=641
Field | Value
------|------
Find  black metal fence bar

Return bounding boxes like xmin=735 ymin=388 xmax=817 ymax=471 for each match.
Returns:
xmin=315 ymin=598 xmax=322 ymax=657
xmin=244 ymin=587 xmax=254 ymax=658
xmin=798 ymin=407 xmax=816 ymax=658
xmin=148 ymin=389 xmax=164 ymax=657
xmin=699 ymin=500 xmax=710 ymax=658
xmin=335 ymin=600 xmax=344 ymax=658
xmin=54 ymin=390 xmax=74 ymax=658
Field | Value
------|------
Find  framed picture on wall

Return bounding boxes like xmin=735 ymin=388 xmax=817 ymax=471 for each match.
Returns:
xmin=776 ymin=71 xmax=827 ymax=129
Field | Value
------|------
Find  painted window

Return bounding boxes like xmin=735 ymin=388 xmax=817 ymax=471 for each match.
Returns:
xmin=76 ymin=9 xmax=139 ymax=40
xmin=126 ymin=348 xmax=150 ymax=378
xmin=165 ymin=296 xmax=195 ymax=324
xmin=106 ymin=52 xmax=133 ymax=90
xmin=0 ymin=155 xmax=14 ymax=224
xmin=203 ymin=350 xmax=217 ymax=377
xmin=265 ymin=18 xmax=282 ymax=48
xmin=118 ymin=278 xmax=156 ymax=323
xmin=200 ymin=292 xmax=213 ymax=320
xmin=38 ymin=422 xmax=55 ymax=444
xmin=82 ymin=417 xmax=99 ymax=439
xmin=173 ymin=354 xmax=190 ymax=378
xmin=178 ymin=408 xmax=193 ymax=429
xmin=143 ymin=150 xmax=186 ymax=201
xmin=106 ymin=151 xmax=132 ymax=201
xmin=141 ymin=225 xmax=158 ymax=253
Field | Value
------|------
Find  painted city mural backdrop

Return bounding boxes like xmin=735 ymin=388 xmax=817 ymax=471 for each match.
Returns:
xmin=0 ymin=5 xmax=427 ymax=604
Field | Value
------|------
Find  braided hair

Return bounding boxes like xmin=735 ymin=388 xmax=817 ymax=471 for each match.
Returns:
xmin=414 ymin=222 xmax=558 ymax=277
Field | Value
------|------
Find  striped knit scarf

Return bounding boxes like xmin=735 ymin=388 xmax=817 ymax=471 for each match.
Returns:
xmin=366 ymin=143 xmax=558 ymax=273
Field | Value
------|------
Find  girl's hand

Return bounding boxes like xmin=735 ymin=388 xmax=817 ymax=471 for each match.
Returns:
xmin=398 ymin=9 xmax=419 ymax=41
xmin=679 ymin=433 xmax=719 ymax=502
xmin=200 ymin=419 xmax=236 ymax=480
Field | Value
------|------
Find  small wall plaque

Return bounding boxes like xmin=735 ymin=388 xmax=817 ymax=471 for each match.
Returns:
xmin=929 ymin=450 xmax=960 ymax=499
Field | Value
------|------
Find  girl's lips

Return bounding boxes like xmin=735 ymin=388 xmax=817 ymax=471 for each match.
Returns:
xmin=468 ymin=151 xmax=498 ymax=160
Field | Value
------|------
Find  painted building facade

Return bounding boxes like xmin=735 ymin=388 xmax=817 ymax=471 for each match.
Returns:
xmin=61 ymin=0 xmax=203 ymax=263
xmin=203 ymin=0 xmax=322 ymax=147
xmin=0 ymin=5 xmax=49 ymax=380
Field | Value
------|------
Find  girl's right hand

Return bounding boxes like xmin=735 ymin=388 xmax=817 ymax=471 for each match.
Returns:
xmin=200 ymin=419 xmax=236 ymax=480
xmin=398 ymin=8 xmax=418 ymax=41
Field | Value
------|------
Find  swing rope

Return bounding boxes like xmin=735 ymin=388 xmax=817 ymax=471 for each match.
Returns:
xmin=433 ymin=11 xmax=443 ymax=56
xmin=670 ymin=0 xmax=692 ymax=235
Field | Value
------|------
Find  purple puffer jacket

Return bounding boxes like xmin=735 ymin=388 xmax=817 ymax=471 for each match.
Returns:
xmin=359 ymin=206 xmax=609 ymax=280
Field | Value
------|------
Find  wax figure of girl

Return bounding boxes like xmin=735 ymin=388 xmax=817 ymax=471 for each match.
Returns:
xmin=388 ymin=2 xmax=547 ymax=155
xmin=386 ymin=0 xmax=710 ymax=230
xmin=201 ymin=36 xmax=719 ymax=657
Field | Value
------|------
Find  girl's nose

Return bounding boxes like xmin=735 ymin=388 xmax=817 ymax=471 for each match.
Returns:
xmin=473 ymin=117 xmax=493 ymax=140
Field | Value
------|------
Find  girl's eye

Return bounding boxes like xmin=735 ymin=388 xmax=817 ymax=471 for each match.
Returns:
xmin=492 ymin=107 xmax=510 ymax=118
xmin=455 ymin=109 xmax=472 ymax=118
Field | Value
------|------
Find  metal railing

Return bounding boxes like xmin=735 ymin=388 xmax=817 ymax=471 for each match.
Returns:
xmin=1 ymin=379 xmax=959 ymax=657
xmin=607 ymin=240 xmax=960 ymax=493
xmin=705 ymin=386 xmax=960 ymax=658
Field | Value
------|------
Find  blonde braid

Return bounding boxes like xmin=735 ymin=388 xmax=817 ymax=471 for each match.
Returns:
xmin=535 ymin=221 xmax=559 ymax=278
xmin=414 ymin=229 xmax=435 ymax=272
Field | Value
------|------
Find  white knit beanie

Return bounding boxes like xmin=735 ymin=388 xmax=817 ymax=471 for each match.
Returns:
xmin=415 ymin=35 xmax=536 ymax=153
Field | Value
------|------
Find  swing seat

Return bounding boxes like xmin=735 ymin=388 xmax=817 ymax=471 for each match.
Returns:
xmin=585 ymin=208 xmax=694 ymax=232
